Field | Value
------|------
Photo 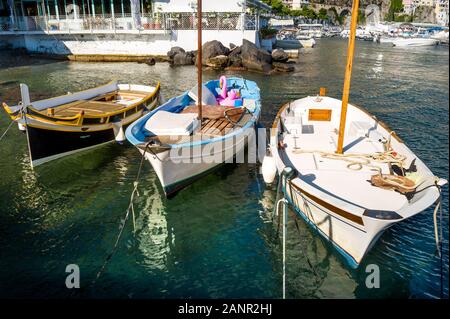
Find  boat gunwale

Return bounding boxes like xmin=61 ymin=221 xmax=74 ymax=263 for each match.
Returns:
xmin=126 ymin=78 xmax=261 ymax=149
xmin=2 ymin=82 xmax=161 ymax=124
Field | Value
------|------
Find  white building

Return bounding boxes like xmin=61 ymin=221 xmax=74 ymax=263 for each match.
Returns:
xmin=282 ymin=0 xmax=309 ymax=10
xmin=0 ymin=0 xmax=272 ymax=55
xmin=435 ymin=0 xmax=449 ymax=25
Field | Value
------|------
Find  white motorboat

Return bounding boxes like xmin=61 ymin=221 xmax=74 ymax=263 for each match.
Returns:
xmin=392 ymin=37 xmax=439 ymax=47
xmin=297 ymin=24 xmax=323 ymax=38
xmin=276 ymin=30 xmax=316 ymax=49
xmin=431 ymin=30 xmax=449 ymax=45
xmin=263 ymin=0 xmax=447 ymax=268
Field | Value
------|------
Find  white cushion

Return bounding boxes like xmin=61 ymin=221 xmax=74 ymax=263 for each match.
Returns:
xmin=188 ymin=84 xmax=218 ymax=106
xmin=144 ymin=111 xmax=199 ymax=136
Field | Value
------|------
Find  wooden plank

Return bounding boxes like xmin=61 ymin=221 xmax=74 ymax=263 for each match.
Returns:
xmin=308 ymin=109 xmax=332 ymax=121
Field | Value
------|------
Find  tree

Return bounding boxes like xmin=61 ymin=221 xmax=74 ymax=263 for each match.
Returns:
xmin=386 ymin=0 xmax=404 ymax=21
xmin=318 ymin=8 xmax=328 ymax=20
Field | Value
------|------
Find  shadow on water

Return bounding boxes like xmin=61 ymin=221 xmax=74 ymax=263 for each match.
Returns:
xmin=0 ymin=38 xmax=448 ymax=298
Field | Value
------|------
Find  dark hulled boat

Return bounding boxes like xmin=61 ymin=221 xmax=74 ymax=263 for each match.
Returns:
xmin=2 ymin=81 xmax=161 ymax=167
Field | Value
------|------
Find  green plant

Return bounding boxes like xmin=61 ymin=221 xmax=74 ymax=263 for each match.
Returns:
xmin=260 ymin=26 xmax=278 ymax=39
xmin=318 ymin=8 xmax=328 ymax=20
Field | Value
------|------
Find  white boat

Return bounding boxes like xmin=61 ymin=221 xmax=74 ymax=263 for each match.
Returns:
xmin=431 ymin=30 xmax=449 ymax=45
xmin=392 ymin=37 xmax=439 ymax=47
xmin=276 ymin=29 xmax=316 ymax=49
xmin=297 ymin=24 xmax=323 ymax=38
xmin=276 ymin=38 xmax=316 ymax=49
xmin=266 ymin=94 xmax=447 ymax=267
xmin=126 ymin=77 xmax=261 ymax=197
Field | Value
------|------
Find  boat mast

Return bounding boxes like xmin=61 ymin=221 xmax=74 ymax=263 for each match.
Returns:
xmin=197 ymin=0 xmax=203 ymax=122
xmin=336 ymin=0 xmax=360 ymax=154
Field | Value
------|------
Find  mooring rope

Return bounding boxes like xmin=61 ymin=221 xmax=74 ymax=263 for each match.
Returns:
xmin=93 ymin=142 xmax=151 ymax=285
xmin=292 ymin=149 xmax=420 ymax=192
xmin=0 ymin=120 xmax=15 ymax=142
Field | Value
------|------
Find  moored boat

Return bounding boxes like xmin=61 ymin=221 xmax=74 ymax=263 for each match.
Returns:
xmin=125 ymin=77 xmax=261 ymax=197
xmin=2 ymin=81 xmax=161 ymax=167
xmin=392 ymin=37 xmax=439 ymax=47
xmin=266 ymin=93 xmax=447 ymax=267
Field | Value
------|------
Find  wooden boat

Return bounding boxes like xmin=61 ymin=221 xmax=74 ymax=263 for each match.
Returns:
xmin=265 ymin=93 xmax=447 ymax=267
xmin=2 ymin=81 xmax=161 ymax=167
xmin=263 ymin=0 xmax=447 ymax=268
xmin=126 ymin=77 xmax=261 ymax=197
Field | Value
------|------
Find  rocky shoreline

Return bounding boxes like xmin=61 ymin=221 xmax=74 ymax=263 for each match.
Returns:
xmin=167 ymin=40 xmax=296 ymax=73
xmin=2 ymin=40 xmax=297 ymax=74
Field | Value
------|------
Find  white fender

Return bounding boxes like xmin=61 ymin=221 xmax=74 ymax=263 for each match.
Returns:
xmin=18 ymin=123 xmax=26 ymax=131
xmin=112 ymin=122 xmax=126 ymax=143
xmin=262 ymin=154 xmax=277 ymax=184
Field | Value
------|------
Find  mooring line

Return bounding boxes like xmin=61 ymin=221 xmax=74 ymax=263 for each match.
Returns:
xmin=92 ymin=143 xmax=150 ymax=286
xmin=0 ymin=120 xmax=15 ymax=142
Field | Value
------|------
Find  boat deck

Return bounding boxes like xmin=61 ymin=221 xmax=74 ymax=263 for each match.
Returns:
xmin=49 ymin=90 xmax=148 ymax=117
xmin=280 ymin=103 xmax=412 ymax=213
xmin=147 ymin=113 xmax=252 ymax=146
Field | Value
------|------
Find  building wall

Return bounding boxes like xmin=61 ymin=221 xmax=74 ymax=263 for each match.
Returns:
xmin=5 ymin=29 xmax=259 ymax=55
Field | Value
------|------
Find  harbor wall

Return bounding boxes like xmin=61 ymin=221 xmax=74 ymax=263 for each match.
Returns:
xmin=1 ymin=30 xmax=259 ymax=56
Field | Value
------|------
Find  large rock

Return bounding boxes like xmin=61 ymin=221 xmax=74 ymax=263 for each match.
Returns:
xmin=241 ymin=39 xmax=272 ymax=72
xmin=206 ymin=55 xmax=229 ymax=69
xmin=228 ymin=46 xmax=242 ymax=67
xmin=202 ymin=40 xmax=230 ymax=65
xmin=167 ymin=46 xmax=185 ymax=60
xmin=173 ymin=52 xmax=194 ymax=66
xmin=271 ymin=48 xmax=289 ymax=63
xmin=273 ymin=62 xmax=295 ymax=72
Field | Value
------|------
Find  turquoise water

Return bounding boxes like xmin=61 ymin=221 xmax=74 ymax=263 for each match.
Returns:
xmin=0 ymin=39 xmax=448 ymax=299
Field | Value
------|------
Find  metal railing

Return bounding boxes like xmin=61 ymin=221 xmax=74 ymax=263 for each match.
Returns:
xmin=0 ymin=12 xmax=262 ymax=33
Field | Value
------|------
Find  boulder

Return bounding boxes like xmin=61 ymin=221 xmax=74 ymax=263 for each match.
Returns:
xmin=228 ymin=46 xmax=243 ymax=67
xmin=271 ymin=48 xmax=289 ymax=63
xmin=229 ymin=43 xmax=237 ymax=50
xmin=173 ymin=52 xmax=194 ymax=66
xmin=240 ymin=39 xmax=272 ymax=72
xmin=167 ymin=46 xmax=185 ymax=60
xmin=145 ymin=57 xmax=156 ymax=66
xmin=273 ymin=62 xmax=295 ymax=72
xmin=206 ymin=55 xmax=229 ymax=69
xmin=202 ymin=40 xmax=230 ymax=65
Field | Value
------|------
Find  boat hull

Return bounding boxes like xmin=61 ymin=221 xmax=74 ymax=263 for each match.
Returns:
xmin=143 ymin=125 xmax=255 ymax=197
xmin=25 ymin=123 xmax=130 ymax=167
xmin=392 ymin=38 xmax=439 ymax=47
xmin=281 ymin=177 xmax=393 ymax=268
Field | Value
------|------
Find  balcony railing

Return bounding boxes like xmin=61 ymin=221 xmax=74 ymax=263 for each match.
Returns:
xmin=0 ymin=12 xmax=262 ymax=33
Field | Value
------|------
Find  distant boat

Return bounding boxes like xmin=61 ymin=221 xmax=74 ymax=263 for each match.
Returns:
xmin=392 ymin=37 xmax=439 ymax=47
xmin=297 ymin=23 xmax=324 ymax=38
xmin=125 ymin=77 xmax=261 ymax=197
xmin=431 ymin=30 xmax=449 ymax=45
xmin=276 ymin=38 xmax=316 ymax=49
xmin=2 ymin=81 xmax=161 ymax=167
xmin=276 ymin=29 xmax=316 ymax=49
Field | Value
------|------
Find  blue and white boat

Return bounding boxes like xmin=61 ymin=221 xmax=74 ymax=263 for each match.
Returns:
xmin=126 ymin=77 xmax=261 ymax=197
